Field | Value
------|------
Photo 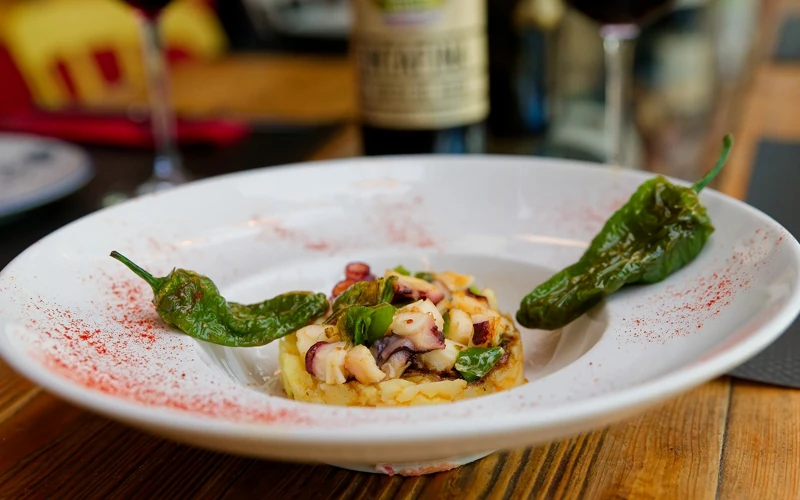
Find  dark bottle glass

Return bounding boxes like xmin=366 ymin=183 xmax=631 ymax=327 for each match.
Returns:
xmin=486 ymin=0 xmax=550 ymax=141
xmin=361 ymin=124 xmax=486 ymax=156
xmin=352 ymin=0 xmax=489 ymax=156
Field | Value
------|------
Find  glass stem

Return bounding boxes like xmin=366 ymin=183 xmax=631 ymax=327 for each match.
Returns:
xmin=601 ymin=27 xmax=638 ymax=168
xmin=138 ymin=14 xmax=184 ymax=183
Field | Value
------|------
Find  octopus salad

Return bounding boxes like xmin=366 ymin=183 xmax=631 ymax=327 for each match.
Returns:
xmin=279 ymin=263 xmax=526 ymax=407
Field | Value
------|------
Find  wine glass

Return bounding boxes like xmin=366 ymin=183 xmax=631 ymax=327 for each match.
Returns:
xmin=122 ymin=0 xmax=189 ymax=196
xmin=564 ymin=0 xmax=675 ymax=168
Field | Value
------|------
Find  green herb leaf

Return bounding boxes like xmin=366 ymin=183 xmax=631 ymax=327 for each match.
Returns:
xmin=366 ymin=303 xmax=395 ymax=344
xmin=414 ymin=271 xmax=435 ymax=283
xmin=393 ymin=265 xmax=411 ymax=276
xmin=343 ymin=302 xmax=396 ymax=346
xmin=455 ymin=346 xmax=504 ymax=382
xmin=344 ymin=305 xmax=373 ymax=345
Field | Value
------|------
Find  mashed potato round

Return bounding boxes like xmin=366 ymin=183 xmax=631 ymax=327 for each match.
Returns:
xmin=279 ymin=317 xmax=525 ymax=407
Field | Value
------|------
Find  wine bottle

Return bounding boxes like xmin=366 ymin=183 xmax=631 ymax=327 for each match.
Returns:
xmin=351 ymin=0 xmax=489 ymax=155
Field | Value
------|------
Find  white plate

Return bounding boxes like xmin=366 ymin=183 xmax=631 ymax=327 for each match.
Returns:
xmin=0 ymin=133 xmax=93 ymax=219
xmin=1 ymin=155 xmax=799 ymax=476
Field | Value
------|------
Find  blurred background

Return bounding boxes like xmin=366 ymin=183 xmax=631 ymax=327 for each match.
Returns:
xmin=0 ymin=0 xmax=786 ymax=262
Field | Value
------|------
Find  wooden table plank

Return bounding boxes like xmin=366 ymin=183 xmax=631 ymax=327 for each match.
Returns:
xmin=0 ymin=379 xmax=728 ymax=499
xmin=0 ymin=392 xmax=255 ymax=499
xmin=573 ymin=379 xmax=730 ymax=500
xmin=308 ymin=123 xmax=362 ymax=161
xmin=719 ymin=65 xmax=800 ymax=200
xmin=0 ymin=394 xmax=107 ymax=495
xmin=209 ymin=380 xmax=730 ymax=499
xmin=0 ymin=362 xmax=39 ymax=425
xmin=99 ymin=438 xmax=252 ymax=499
xmin=718 ymin=382 xmax=800 ymax=498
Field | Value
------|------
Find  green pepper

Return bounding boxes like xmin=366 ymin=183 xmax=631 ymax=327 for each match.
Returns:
xmin=110 ymin=251 xmax=329 ymax=347
xmin=455 ymin=346 xmax=505 ymax=382
xmin=442 ymin=310 xmax=451 ymax=338
xmin=516 ymin=134 xmax=733 ymax=331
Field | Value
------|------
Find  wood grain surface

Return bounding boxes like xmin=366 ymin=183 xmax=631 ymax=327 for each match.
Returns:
xmin=2 ymin=0 xmax=800 ymax=498
xmin=717 ymin=381 xmax=800 ymax=499
xmin=89 ymin=53 xmax=358 ymax=124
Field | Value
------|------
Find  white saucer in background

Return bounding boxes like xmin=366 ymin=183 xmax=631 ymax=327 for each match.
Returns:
xmin=0 ymin=133 xmax=93 ymax=219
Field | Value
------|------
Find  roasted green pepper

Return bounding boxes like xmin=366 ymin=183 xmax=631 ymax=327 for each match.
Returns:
xmin=442 ymin=310 xmax=452 ymax=338
xmin=455 ymin=346 xmax=505 ymax=382
xmin=110 ymin=251 xmax=329 ymax=347
xmin=516 ymin=134 xmax=733 ymax=331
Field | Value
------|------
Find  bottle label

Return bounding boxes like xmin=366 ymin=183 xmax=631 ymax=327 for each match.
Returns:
xmin=352 ymin=0 xmax=488 ymax=130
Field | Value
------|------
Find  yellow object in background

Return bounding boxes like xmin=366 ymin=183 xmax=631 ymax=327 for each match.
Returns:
xmin=1 ymin=0 xmax=228 ymax=110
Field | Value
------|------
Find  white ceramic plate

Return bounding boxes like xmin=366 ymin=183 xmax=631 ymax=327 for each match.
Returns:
xmin=0 ymin=133 xmax=93 ymax=219
xmin=1 ymin=155 xmax=799 ymax=476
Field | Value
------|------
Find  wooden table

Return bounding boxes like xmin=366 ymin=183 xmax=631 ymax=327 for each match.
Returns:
xmin=3 ymin=2 xmax=800 ymax=499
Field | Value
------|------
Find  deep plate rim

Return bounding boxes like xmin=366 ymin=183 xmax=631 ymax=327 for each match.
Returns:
xmin=2 ymin=153 xmax=799 ymax=457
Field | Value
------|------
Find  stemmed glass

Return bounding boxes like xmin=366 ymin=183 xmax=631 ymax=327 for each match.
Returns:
xmin=564 ymin=0 xmax=675 ymax=168
xmin=122 ymin=0 xmax=189 ymax=196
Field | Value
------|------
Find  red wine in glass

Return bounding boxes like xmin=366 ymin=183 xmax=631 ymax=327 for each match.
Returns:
xmin=118 ymin=0 xmax=188 ymax=197
xmin=562 ymin=0 xmax=675 ymax=168
xmin=566 ymin=0 xmax=675 ymax=26
xmin=121 ymin=0 xmax=173 ymax=18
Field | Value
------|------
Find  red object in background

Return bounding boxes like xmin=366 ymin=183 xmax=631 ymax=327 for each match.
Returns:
xmin=0 ymin=39 xmax=250 ymax=148
xmin=53 ymin=59 xmax=80 ymax=101
xmin=0 ymin=45 xmax=34 ymax=114
xmin=93 ymin=49 xmax=123 ymax=85
xmin=0 ymin=111 xmax=251 ymax=148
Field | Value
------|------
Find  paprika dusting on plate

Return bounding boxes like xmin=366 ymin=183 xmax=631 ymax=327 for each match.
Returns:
xmin=25 ymin=283 xmax=312 ymax=425
xmin=618 ymin=225 xmax=782 ymax=344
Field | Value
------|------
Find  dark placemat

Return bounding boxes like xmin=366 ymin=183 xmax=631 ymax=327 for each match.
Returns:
xmin=0 ymin=122 xmax=341 ymax=270
xmin=774 ymin=16 xmax=800 ymax=62
xmin=728 ymin=139 xmax=800 ymax=388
